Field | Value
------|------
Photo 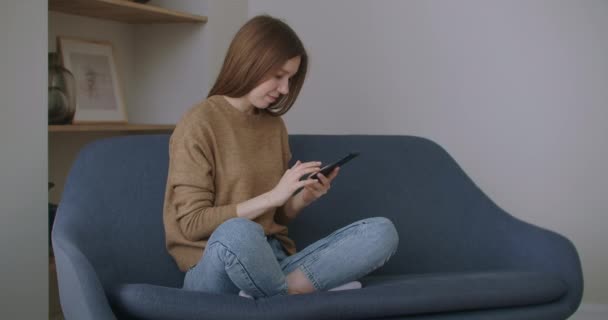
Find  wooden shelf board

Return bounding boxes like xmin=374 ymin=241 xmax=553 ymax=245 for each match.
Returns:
xmin=49 ymin=0 xmax=208 ymax=24
xmin=49 ymin=124 xmax=175 ymax=132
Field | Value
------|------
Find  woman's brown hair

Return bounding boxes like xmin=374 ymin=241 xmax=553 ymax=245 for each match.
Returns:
xmin=208 ymin=15 xmax=308 ymax=116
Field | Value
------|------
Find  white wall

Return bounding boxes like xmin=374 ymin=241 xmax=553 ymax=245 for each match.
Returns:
xmin=0 ymin=0 xmax=48 ymax=317
xmin=206 ymin=0 xmax=249 ymax=90
xmin=132 ymin=0 xmax=208 ymax=124
xmin=249 ymin=0 xmax=608 ymax=306
xmin=131 ymin=0 xmax=248 ymax=124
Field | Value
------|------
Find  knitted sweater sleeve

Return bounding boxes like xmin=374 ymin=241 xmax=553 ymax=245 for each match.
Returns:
xmin=274 ymin=118 xmax=294 ymax=226
xmin=166 ymin=123 xmax=238 ymax=241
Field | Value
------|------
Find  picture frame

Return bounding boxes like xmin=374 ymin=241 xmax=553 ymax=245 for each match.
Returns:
xmin=57 ymin=37 xmax=128 ymax=124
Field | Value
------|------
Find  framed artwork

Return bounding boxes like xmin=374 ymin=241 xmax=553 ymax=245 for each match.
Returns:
xmin=58 ymin=37 xmax=128 ymax=123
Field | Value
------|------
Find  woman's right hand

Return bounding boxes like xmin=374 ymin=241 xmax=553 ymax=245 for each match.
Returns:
xmin=268 ymin=160 xmax=321 ymax=207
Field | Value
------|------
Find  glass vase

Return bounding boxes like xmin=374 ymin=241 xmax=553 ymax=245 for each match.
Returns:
xmin=48 ymin=52 xmax=76 ymax=124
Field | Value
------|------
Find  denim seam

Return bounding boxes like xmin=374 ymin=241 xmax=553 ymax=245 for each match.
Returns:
xmin=207 ymin=241 xmax=268 ymax=297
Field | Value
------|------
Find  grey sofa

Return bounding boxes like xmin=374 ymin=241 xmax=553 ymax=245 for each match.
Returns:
xmin=52 ymin=134 xmax=583 ymax=319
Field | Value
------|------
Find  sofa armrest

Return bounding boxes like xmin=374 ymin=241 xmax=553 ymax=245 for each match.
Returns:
xmin=52 ymin=236 xmax=116 ymax=320
xmin=498 ymin=213 xmax=583 ymax=313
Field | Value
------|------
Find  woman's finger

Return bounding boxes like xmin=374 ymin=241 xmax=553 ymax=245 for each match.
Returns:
xmin=306 ymin=180 xmax=324 ymax=191
xmin=298 ymin=178 xmax=320 ymax=189
xmin=297 ymin=166 xmax=322 ymax=179
xmin=304 ymin=184 xmax=325 ymax=197
xmin=317 ymin=173 xmax=330 ymax=186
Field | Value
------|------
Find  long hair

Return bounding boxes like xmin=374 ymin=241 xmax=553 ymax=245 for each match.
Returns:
xmin=208 ymin=15 xmax=308 ymax=116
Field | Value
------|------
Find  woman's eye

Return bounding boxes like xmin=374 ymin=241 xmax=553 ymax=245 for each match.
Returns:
xmin=275 ymin=75 xmax=283 ymax=79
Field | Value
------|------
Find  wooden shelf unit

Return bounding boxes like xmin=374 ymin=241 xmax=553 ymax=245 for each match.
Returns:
xmin=49 ymin=0 xmax=208 ymax=24
xmin=49 ymin=123 xmax=175 ymax=132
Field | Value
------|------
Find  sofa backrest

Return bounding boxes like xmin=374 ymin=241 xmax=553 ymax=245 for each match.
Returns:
xmin=287 ymin=135 xmax=515 ymax=277
xmin=54 ymin=134 xmax=511 ymax=289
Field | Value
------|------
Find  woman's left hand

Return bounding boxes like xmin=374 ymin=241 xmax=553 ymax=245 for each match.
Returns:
xmin=299 ymin=167 xmax=340 ymax=204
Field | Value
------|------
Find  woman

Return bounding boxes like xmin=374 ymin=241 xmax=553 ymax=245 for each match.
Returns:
xmin=163 ymin=15 xmax=399 ymax=299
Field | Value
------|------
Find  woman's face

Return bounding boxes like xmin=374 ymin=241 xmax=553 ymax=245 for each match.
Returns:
xmin=247 ymin=56 xmax=301 ymax=109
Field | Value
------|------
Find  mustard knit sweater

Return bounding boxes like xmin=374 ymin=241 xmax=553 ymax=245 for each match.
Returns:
xmin=163 ymin=95 xmax=296 ymax=272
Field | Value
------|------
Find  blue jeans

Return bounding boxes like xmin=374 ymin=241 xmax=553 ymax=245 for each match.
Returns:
xmin=183 ymin=217 xmax=399 ymax=298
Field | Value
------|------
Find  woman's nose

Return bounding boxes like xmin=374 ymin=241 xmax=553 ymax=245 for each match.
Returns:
xmin=278 ymin=78 xmax=289 ymax=95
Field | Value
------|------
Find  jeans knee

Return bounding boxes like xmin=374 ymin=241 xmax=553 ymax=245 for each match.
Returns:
xmin=362 ymin=217 xmax=399 ymax=256
xmin=210 ymin=217 xmax=263 ymax=245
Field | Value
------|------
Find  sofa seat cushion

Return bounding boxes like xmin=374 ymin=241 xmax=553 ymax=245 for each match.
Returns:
xmin=108 ymin=271 xmax=566 ymax=320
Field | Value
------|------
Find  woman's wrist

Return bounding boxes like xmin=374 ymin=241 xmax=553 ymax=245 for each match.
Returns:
xmin=236 ymin=190 xmax=281 ymax=219
xmin=264 ymin=189 xmax=282 ymax=208
xmin=285 ymin=192 xmax=310 ymax=216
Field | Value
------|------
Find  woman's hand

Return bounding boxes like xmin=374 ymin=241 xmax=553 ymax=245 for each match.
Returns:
xmin=298 ymin=167 xmax=340 ymax=205
xmin=268 ymin=160 xmax=322 ymax=207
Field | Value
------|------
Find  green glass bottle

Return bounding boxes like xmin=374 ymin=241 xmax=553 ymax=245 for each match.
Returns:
xmin=48 ymin=52 xmax=76 ymax=124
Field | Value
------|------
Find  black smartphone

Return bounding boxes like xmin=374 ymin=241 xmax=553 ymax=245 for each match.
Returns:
xmin=308 ymin=152 xmax=360 ymax=180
